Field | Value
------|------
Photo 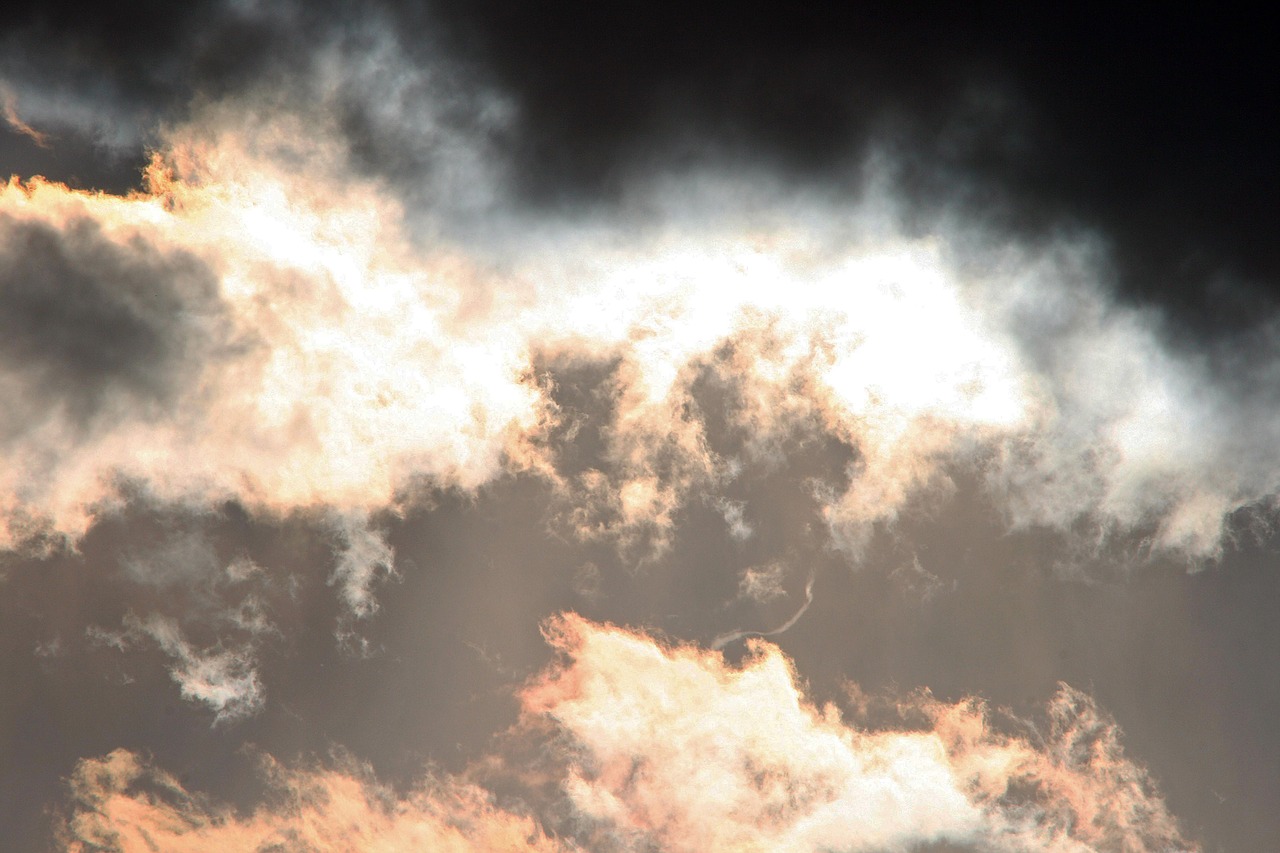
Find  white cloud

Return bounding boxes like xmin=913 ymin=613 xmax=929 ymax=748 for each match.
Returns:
xmin=522 ymin=615 xmax=1194 ymax=852
xmin=125 ymin=612 xmax=264 ymax=723
xmin=56 ymin=615 xmax=1195 ymax=851
xmin=3 ymin=26 xmax=1279 ymax=595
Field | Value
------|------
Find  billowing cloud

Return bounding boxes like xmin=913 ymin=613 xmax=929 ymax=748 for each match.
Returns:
xmin=523 ymin=615 xmax=1194 ymax=852
xmin=4 ymin=26 xmax=1279 ymax=578
xmin=57 ymin=615 xmax=1193 ymax=852
xmin=3 ymin=52 xmax=1280 ymax=709
xmin=4 ymin=9 xmax=1279 ymax=849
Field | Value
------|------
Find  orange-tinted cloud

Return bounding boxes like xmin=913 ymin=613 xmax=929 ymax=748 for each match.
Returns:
xmin=58 ymin=616 xmax=1194 ymax=851
xmin=521 ymin=614 xmax=1194 ymax=852
xmin=4 ymin=39 xmax=1279 ymax=604
xmin=1 ymin=88 xmax=49 ymax=147
xmin=58 ymin=749 xmax=572 ymax=853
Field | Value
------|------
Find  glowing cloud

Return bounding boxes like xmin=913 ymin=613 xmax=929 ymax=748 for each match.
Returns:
xmin=58 ymin=749 xmax=571 ymax=853
xmin=5 ymin=90 xmax=1272 ymax=574
xmin=4 ymin=42 xmax=1278 ymax=574
xmin=6 ymin=27 xmax=1280 ymax=744
xmin=58 ymin=616 xmax=1194 ymax=852
xmin=522 ymin=615 xmax=1194 ymax=852
xmin=5 ymin=10 xmax=1274 ymax=852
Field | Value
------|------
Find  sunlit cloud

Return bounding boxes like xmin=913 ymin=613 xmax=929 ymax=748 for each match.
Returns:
xmin=3 ymin=17 xmax=1279 ymax=784
xmin=522 ymin=615 xmax=1193 ymax=852
xmin=5 ymin=26 xmax=1278 ymax=585
xmin=58 ymin=616 xmax=1193 ymax=852
xmin=4 ymin=6 xmax=1277 ymax=849
xmin=6 ymin=60 xmax=1274 ymax=585
xmin=58 ymin=749 xmax=571 ymax=853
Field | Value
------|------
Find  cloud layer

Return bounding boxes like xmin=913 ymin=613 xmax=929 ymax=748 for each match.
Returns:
xmin=3 ymin=65 xmax=1278 ymax=572
xmin=58 ymin=616 xmax=1193 ymax=852
xmin=5 ymin=7 xmax=1280 ymax=850
xmin=59 ymin=748 xmax=568 ymax=853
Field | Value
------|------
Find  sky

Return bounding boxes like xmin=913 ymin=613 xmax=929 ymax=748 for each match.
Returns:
xmin=1 ymin=3 xmax=1278 ymax=851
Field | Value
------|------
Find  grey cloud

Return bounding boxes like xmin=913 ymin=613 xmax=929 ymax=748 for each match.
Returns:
xmin=124 ymin=611 xmax=265 ymax=723
xmin=0 ymin=214 xmax=232 ymax=433
xmin=737 ymin=561 xmax=787 ymax=604
xmin=326 ymin=510 xmax=397 ymax=623
xmin=5 ymin=2 xmax=1277 ymax=343
xmin=0 ymin=1 xmax=314 ymax=154
xmin=120 ymin=528 xmax=222 ymax=589
xmin=0 ymin=496 xmax=378 ymax=847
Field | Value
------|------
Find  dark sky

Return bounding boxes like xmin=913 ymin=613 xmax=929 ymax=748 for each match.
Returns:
xmin=6 ymin=3 xmax=1276 ymax=323
xmin=2 ymin=4 xmax=1279 ymax=852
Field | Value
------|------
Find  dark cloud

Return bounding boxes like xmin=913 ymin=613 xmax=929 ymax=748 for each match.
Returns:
xmin=0 ymin=214 xmax=230 ymax=431
xmin=1 ymin=0 xmax=300 ymax=122
xmin=0 ymin=126 xmax=145 ymax=195
xmin=0 ymin=3 xmax=413 ymax=201
xmin=419 ymin=4 xmax=1280 ymax=334
xmin=0 ymin=496 xmax=363 ymax=849
xmin=5 ymin=3 xmax=1276 ymax=341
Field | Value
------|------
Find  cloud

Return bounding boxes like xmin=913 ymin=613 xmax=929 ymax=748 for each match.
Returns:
xmin=1 ymin=87 xmax=48 ymax=148
xmin=5 ymin=13 xmax=1280 ymax=577
xmin=67 ymin=503 xmax=406 ymax=720
xmin=326 ymin=510 xmax=396 ymax=621
xmin=57 ymin=749 xmax=570 ymax=853
xmin=522 ymin=615 xmax=1193 ymax=852
xmin=0 ymin=101 xmax=547 ymax=549
xmin=117 ymin=612 xmax=264 ymax=724
xmin=57 ymin=615 xmax=1194 ymax=852
xmin=714 ymin=569 xmax=814 ymax=650
xmin=4 ymin=20 xmax=1280 ymax=769
xmin=5 ymin=10 xmax=1277 ymax=851
xmin=0 ymin=0 xmax=320 ymax=156
xmin=737 ymin=560 xmax=787 ymax=603
xmin=4 ymin=73 xmax=1280 ymax=575
xmin=118 ymin=528 xmax=223 ymax=589
xmin=0 ymin=206 xmax=231 ymax=424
